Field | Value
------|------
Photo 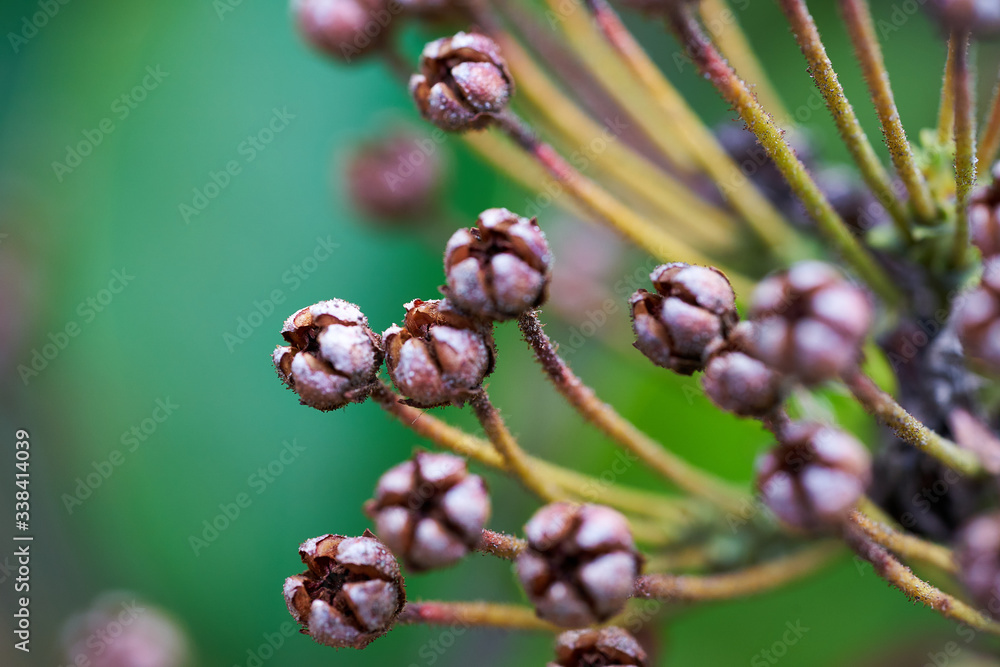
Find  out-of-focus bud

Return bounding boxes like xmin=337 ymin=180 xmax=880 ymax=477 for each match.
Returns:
xmin=365 ymin=451 xmax=490 ymax=571
xmin=970 ymin=163 xmax=1000 ymax=260
xmin=410 ymin=32 xmax=513 ymax=132
xmin=756 ymin=421 xmax=872 ymax=533
xmin=748 ymin=261 xmax=873 ymax=385
xmin=292 ymin=0 xmax=394 ymax=62
xmin=630 ymin=263 xmax=738 ymax=375
xmin=444 ymin=208 xmax=552 ymax=320
xmin=956 ymin=259 xmax=1000 ymax=373
xmin=701 ymin=345 xmax=785 ymax=418
xmin=284 ymin=532 xmax=406 ymax=649
xmin=344 ymin=131 xmax=444 ymax=222
xmin=383 ymin=299 xmax=495 ymax=407
xmin=926 ymin=0 xmax=1000 ymax=37
xmin=60 ymin=592 xmax=190 ymax=667
xmin=273 ymin=299 xmax=383 ymax=411
xmin=550 ymin=626 xmax=648 ymax=667
xmin=955 ymin=512 xmax=1000 ymax=619
xmin=516 ymin=503 xmax=640 ymax=628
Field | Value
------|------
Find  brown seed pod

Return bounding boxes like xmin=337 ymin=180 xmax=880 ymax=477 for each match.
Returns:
xmin=955 ymin=512 xmax=1000 ymax=619
xmin=273 ymin=299 xmax=383 ymax=411
xmin=283 ymin=532 xmax=406 ymax=649
xmin=926 ymin=0 xmax=1000 ymax=37
xmin=701 ymin=347 xmax=785 ymax=418
xmin=383 ymin=299 xmax=495 ymax=407
xmin=344 ymin=131 xmax=444 ymax=222
xmin=516 ymin=503 xmax=641 ymax=628
xmin=549 ymin=626 xmax=648 ymax=667
xmin=956 ymin=258 xmax=1000 ymax=373
xmin=444 ymin=208 xmax=552 ymax=320
xmin=409 ymin=32 xmax=513 ymax=132
xmin=292 ymin=0 xmax=394 ymax=62
xmin=364 ymin=451 xmax=491 ymax=571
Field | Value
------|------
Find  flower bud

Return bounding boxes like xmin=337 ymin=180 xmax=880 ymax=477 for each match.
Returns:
xmin=383 ymin=299 xmax=495 ymax=407
xmin=344 ymin=132 xmax=443 ymax=222
xmin=273 ymin=299 xmax=384 ymax=411
xmin=364 ymin=451 xmax=490 ymax=571
xmin=701 ymin=347 xmax=785 ymax=418
xmin=410 ymin=32 xmax=513 ymax=132
xmin=756 ymin=422 xmax=871 ymax=533
xmin=956 ymin=259 xmax=1000 ymax=373
xmin=444 ymin=208 xmax=553 ymax=320
xmin=747 ymin=261 xmax=872 ymax=385
xmin=970 ymin=163 xmax=1000 ymax=260
xmin=61 ymin=593 xmax=190 ymax=667
xmin=926 ymin=0 xmax=1000 ymax=37
xmin=284 ymin=532 xmax=406 ymax=649
xmin=550 ymin=626 xmax=648 ymax=667
xmin=516 ymin=503 xmax=641 ymax=628
xmin=292 ymin=0 xmax=393 ymax=62
xmin=630 ymin=263 xmax=738 ymax=375
xmin=955 ymin=512 xmax=1000 ymax=619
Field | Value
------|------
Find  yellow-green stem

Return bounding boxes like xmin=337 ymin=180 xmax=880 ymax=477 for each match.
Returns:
xmin=952 ymin=29 xmax=976 ymax=268
xmin=849 ymin=510 xmax=956 ymax=573
xmin=398 ymin=601 xmax=559 ymax=631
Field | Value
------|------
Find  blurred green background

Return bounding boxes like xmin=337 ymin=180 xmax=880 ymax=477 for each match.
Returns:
xmin=1 ymin=1 xmax=997 ymax=665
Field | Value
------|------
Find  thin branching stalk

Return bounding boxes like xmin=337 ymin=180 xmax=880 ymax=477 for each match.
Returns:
xmin=838 ymin=0 xmax=936 ymax=225
xmin=491 ymin=109 xmax=754 ymax=292
xmin=700 ymin=0 xmax=789 ymax=121
xmin=398 ymin=601 xmax=559 ymax=631
xmin=584 ymin=0 xmax=800 ymax=258
xmin=978 ymin=69 xmax=1000 ymax=174
xmin=938 ymin=35 xmax=958 ymax=145
xmin=849 ymin=510 xmax=956 ymax=573
xmin=469 ymin=390 xmax=563 ymax=501
xmin=844 ymin=523 xmax=1000 ymax=635
xmin=518 ymin=312 xmax=749 ymax=514
xmin=666 ymin=4 xmax=902 ymax=304
xmin=842 ymin=369 xmax=984 ymax=476
xmin=952 ymin=29 xmax=976 ymax=268
xmin=369 ymin=381 xmax=693 ymax=522
xmin=633 ymin=543 xmax=841 ymax=601
xmin=496 ymin=33 xmax=740 ymax=250
xmin=475 ymin=530 xmax=526 ymax=560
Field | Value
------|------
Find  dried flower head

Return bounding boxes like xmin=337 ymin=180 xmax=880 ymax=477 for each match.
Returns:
xmin=956 ymin=258 xmax=1000 ymax=373
xmin=955 ymin=512 xmax=1000 ymax=619
xmin=410 ymin=32 xmax=513 ymax=131
xmin=364 ymin=451 xmax=490 ymax=571
xmin=926 ymin=0 xmax=1000 ymax=36
xmin=701 ymin=345 xmax=785 ymax=418
xmin=756 ymin=421 xmax=872 ymax=532
xmin=284 ymin=532 xmax=406 ymax=649
xmin=444 ymin=208 xmax=553 ymax=320
xmin=516 ymin=503 xmax=640 ymax=628
xmin=630 ymin=263 xmax=738 ymax=375
xmin=273 ymin=299 xmax=384 ymax=411
xmin=383 ymin=298 xmax=495 ymax=407
xmin=748 ymin=261 xmax=872 ymax=385
xmin=345 ymin=131 xmax=443 ymax=222
xmin=971 ymin=163 xmax=1000 ymax=260
xmin=550 ymin=626 xmax=648 ymax=667
xmin=292 ymin=0 xmax=392 ymax=62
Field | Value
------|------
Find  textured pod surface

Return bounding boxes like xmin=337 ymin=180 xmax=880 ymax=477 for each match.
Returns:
xmin=444 ymin=207 xmax=552 ymax=320
xmin=516 ymin=503 xmax=640 ymax=628
xmin=756 ymin=422 xmax=872 ymax=532
xmin=365 ymin=451 xmax=491 ymax=570
xmin=283 ymin=532 xmax=406 ymax=649
xmin=273 ymin=299 xmax=383 ymax=410
xmin=549 ymin=626 xmax=648 ymax=667
xmin=410 ymin=32 xmax=513 ymax=131
xmin=702 ymin=348 xmax=785 ymax=418
xmin=383 ymin=299 xmax=495 ymax=407
xmin=630 ymin=263 xmax=738 ymax=375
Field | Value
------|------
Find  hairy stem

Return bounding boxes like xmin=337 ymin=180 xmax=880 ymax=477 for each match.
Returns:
xmin=844 ymin=522 xmax=1000 ymax=635
xmin=518 ymin=312 xmax=749 ymax=513
xmin=952 ymin=29 xmax=976 ymax=268
xmin=633 ymin=543 xmax=840 ymax=601
xmin=475 ymin=529 xmax=526 ymax=560
xmin=938 ymin=35 xmax=957 ymax=145
xmin=398 ymin=601 xmax=558 ymax=631
xmin=842 ymin=369 xmax=984 ymax=476
xmin=584 ymin=0 xmax=800 ymax=258
xmin=666 ymin=4 xmax=901 ymax=304
xmin=849 ymin=510 xmax=956 ymax=573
